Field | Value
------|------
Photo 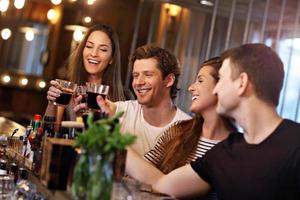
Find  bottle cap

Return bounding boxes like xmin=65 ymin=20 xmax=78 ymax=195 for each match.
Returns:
xmin=34 ymin=114 xmax=42 ymax=121
xmin=37 ymin=127 xmax=43 ymax=135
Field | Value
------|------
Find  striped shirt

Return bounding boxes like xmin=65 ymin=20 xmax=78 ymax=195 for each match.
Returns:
xmin=144 ymin=135 xmax=220 ymax=200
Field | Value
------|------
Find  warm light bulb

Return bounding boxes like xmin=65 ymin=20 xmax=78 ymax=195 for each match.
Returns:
xmin=0 ymin=0 xmax=9 ymax=12
xmin=73 ymin=29 xmax=84 ymax=42
xmin=38 ymin=81 xmax=46 ymax=88
xmin=47 ymin=9 xmax=56 ymax=20
xmin=25 ymin=30 xmax=34 ymax=41
xmin=164 ymin=3 xmax=170 ymax=10
xmin=14 ymin=0 xmax=25 ymax=9
xmin=1 ymin=28 xmax=11 ymax=40
xmin=169 ymin=4 xmax=182 ymax=17
xmin=200 ymin=0 xmax=214 ymax=6
xmin=2 ymin=75 xmax=11 ymax=83
xmin=87 ymin=0 xmax=95 ymax=5
xmin=51 ymin=0 xmax=62 ymax=5
xmin=20 ymin=78 xmax=28 ymax=86
xmin=83 ymin=16 xmax=92 ymax=23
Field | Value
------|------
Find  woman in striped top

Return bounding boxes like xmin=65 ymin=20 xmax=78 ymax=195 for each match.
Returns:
xmin=143 ymin=57 xmax=237 ymax=199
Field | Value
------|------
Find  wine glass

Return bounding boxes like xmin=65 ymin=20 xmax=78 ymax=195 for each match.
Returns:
xmin=86 ymin=83 xmax=109 ymax=111
xmin=53 ymin=79 xmax=77 ymax=107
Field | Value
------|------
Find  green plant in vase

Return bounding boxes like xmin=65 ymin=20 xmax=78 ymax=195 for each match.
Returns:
xmin=72 ymin=112 xmax=136 ymax=200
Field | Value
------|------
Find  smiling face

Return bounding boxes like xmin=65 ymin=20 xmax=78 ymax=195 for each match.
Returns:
xmin=188 ymin=65 xmax=218 ymax=114
xmin=82 ymin=30 xmax=113 ymax=78
xmin=132 ymin=58 xmax=172 ymax=107
xmin=213 ymin=58 xmax=240 ymax=116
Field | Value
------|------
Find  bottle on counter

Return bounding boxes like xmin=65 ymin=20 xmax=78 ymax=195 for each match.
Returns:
xmin=25 ymin=120 xmax=33 ymax=138
xmin=8 ymin=162 xmax=18 ymax=183
xmin=0 ymin=159 xmax=7 ymax=175
xmin=27 ymin=114 xmax=42 ymax=161
xmin=32 ymin=127 xmax=43 ymax=176
xmin=18 ymin=167 xmax=28 ymax=181
xmin=33 ymin=114 xmax=42 ymax=132
xmin=43 ymin=115 xmax=56 ymax=138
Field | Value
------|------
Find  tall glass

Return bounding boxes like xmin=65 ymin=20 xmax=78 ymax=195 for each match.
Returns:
xmin=53 ymin=79 xmax=77 ymax=107
xmin=86 ymin=83 xmax=109 ymax=111
xmin=76 ymin=85 xmax=88 ymax=114
xmin=76 ymin=85 xmax=87 ymax=103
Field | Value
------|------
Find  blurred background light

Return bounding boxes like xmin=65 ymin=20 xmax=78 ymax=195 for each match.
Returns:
xmin=0 ymin=0 xmax=9 ymax=12
xmin=14 ymin=0 xmax=25 ymax=9
xmin=2 ymin=75 xmax=11 ymax=83
xmin=1 ymin=28 xmax=11 ymax=40
xmin=20 ymin=78 xmax=28 ymax=86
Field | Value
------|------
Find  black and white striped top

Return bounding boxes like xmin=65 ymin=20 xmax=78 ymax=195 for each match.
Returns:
xmin=145 ymin=136 xmax=219 ymax=165
xmin=144 ymin=135 xmax=220 ymax=200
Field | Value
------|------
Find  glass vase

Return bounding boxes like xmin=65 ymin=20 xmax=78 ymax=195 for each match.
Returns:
xmin=87 ymin=153 xmax=114 ymax=200
xmin=73 ymin=150 xmax=127 ymax=200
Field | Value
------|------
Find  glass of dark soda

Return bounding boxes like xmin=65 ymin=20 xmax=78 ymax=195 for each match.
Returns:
xmin=86 ymin=83 xmax=109 ymax=111
xmin=53 ymin=79 xmax=77 ymax=107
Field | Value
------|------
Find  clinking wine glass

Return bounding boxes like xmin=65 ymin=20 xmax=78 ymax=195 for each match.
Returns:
xmin=53 ymin=79 xmax=77 ymax=107
xmin=76 ymin=85 xmax=88 ymax=114
xmin=86 ymin=83 xmax=109 ymax=111
xmin=83 ymin=83 xmax=109 ymax=129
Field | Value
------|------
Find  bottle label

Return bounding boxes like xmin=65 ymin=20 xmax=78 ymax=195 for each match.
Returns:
xmin=0 ymin=169 xmax=7 ymax=175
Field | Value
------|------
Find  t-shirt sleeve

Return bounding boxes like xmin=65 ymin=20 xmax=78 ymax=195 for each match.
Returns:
xmin=115 ymin=101 xmax=126 ymax=113
xmin=190 ymin=153 xmax=213 ymax=184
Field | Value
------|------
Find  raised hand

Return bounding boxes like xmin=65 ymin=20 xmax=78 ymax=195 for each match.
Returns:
xmin=46 ymin=80 xmax=61 ymax=102
xmin=96 ymin=95 xmax=117 ymax=117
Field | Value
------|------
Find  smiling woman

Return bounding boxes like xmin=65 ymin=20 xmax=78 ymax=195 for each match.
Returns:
xmin=44 ymin=24 xmax=132 ymax=123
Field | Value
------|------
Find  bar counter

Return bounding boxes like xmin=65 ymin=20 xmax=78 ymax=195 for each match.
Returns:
xmin=0 ymin=116 xmax=175 ymax=199
xmin=30 ymin=173 xmax=175 ymax=199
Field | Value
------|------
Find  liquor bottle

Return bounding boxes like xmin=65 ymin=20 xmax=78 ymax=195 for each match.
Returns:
xmin=18 ymin=167 xmax=28 ymax=181
xmin=25 ymin=120 xmax=33 ymax=138
xmin=33 ymin=114 xmax=42 ymax=132
xmin=8 ymin=162 xmax=18 ymax=183
xmin=32 ymin=127 xmax=43 ymax=175
xmin=43 ymin=115 xmax=56 ymax=138
xmin=0 ymin=159 xmax=7 ymax=175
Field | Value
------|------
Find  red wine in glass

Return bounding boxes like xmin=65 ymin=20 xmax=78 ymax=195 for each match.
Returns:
xmin=87 ymin=92 xmax=106 ymax=110
xmin=55 ymin=92 xmax=72 ymax=105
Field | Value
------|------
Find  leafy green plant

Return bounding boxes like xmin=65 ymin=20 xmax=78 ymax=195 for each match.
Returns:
xmin=72 ymin=112 xmax=136 ymax=200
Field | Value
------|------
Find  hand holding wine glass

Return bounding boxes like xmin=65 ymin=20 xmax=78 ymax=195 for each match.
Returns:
xmin=48 ymin=79 xmax=77 ymax=107
xmin=96 ymin=95 xmax=116 ymax=117
xmin=73 ymin=85 xmax=88 ymax=116
xmin=46 ymin=80 xmax=61 ymax=102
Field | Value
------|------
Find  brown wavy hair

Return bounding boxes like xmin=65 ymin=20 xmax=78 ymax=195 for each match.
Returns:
xmin=156 ymin=57 xmax=237 ymax=174
xmin=128 ymin=44 xmax=180 ymax=100
xmin=68 ymin=24 xmax=126 ymax=101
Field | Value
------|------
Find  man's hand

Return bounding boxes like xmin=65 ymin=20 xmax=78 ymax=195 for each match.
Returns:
xmin=96 ymin=95 xmax=117 ymax=117
xmin=73 ymin=95 xmax=88 ymax=116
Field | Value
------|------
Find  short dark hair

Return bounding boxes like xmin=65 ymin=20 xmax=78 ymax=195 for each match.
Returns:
xmin=221 ymin=43 xmax=284 ymax=106
xmin=128 ymin=44 xmax=180 ymax=100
